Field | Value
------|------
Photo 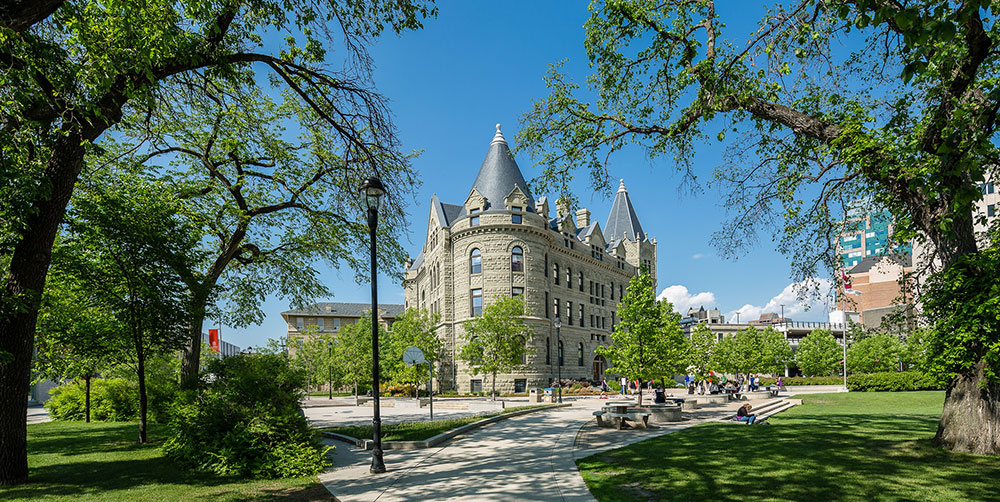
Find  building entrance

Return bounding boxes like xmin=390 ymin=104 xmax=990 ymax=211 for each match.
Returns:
xmin=592 ymin=355 xmax=607 ymax=381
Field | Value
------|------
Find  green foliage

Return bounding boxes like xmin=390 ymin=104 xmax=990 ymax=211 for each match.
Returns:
xmin=714 ymin=326 xmax=792 ymax=376
xmin=597 ymin=272 xmax=686 ymax=404
xmin=758 ymin=376 xmax=845 ymax=386
xmin=162 ymin=354 xmax=330 ymax=479
xmin=920 ymin=248 xmax=1000 ymax=383
xmin=796 ymin=329 xmax=842 ymax=376
xmin=847 ymin=371 xmax=945 ymax=392
xmin=460 ymin=296 xmax=533 ymax=398
xmin=290 ymin=329 xmax=336 ymax=391
xmin=385 ymin=308 xmax=442 ymax=390
xmin=848 ymin=333 xmax=905 ymax=373
xmin=686 ymin=324 xmax=716 ymax=378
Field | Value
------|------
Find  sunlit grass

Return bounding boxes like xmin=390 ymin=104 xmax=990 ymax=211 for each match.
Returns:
xmin=578 ymin=391 xmax=1000 ymax=502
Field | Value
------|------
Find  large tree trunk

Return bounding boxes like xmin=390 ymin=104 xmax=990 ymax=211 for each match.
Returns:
xmin=0 ymin=131 xmax=87 ymax=485
xmin=179 ymin=288 xmax=210 ymax=388
xmin=934 ymin=360 xmax=1000 ymax=455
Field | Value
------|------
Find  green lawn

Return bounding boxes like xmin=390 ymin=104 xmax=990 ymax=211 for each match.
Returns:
xmin=578 ymin=391 xmax=1000 ymax=502
xmin=323 ymin=404 xmax=548 ymax=442
xmin=0 ymin=421 xmax=333 ymax=502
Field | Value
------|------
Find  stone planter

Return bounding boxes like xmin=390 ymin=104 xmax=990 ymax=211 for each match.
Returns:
xmin=637 ymin=404 xmax=682 ymax=423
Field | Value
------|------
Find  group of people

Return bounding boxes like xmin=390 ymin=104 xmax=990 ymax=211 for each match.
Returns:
xmin=683 ymin=373 xmax=784 ymax=395
xmin=598 ymin=377 xmax=670 ymax=401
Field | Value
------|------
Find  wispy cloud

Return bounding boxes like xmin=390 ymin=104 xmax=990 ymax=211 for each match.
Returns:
xmin=691 ymin=253 xmax=706 ymax=260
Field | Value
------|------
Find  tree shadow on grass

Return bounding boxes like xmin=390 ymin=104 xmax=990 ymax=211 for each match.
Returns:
xmin=578 ymin=413 xmax=1000 ymax=502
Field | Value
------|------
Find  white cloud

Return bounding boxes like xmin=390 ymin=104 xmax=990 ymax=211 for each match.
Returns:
xmin=691 ymin=253 xmax=706 ymax=260
xmin=657 ymin=285 xmax=717 ymax=314
xmin=726 ymin=278 xmax=833 ymax=323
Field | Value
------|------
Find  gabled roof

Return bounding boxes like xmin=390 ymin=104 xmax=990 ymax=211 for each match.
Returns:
xmin=468 ymin=124 xmax=535 ymax=212
xmin=430 ymin=194 xmax=465 ymax=228
xmin=282 ymin=302 xmax=405 ymax=318
xmin=604 ymin=179 xmax=646 ymax=242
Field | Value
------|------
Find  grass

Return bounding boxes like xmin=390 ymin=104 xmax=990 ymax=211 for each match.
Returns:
xmin=0 ymin=421 xmax=333 ymax=502
xmin=322 ymin=404 xmax=550 ymax=442
xmin=577 ymin=391 xmax=1000 ymax=502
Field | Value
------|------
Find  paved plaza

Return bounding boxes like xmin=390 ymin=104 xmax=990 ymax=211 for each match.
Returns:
xmin=315 ymin=396 xmax=752 ymax=501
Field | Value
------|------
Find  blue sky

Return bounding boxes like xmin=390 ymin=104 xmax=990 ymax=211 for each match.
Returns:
xmin=222 ymin=2 xmax=836 ymax=350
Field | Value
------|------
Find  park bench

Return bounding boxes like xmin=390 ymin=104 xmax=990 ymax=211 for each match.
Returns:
xmin=765 ymin=386 xmax=780 ymax=397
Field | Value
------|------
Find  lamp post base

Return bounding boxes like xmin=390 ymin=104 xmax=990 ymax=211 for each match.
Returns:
xmin=370 ymin=448 xmax=386 ymax=474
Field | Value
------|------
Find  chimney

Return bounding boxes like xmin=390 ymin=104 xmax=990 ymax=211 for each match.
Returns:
xmin=576 ymin=208 xmax=591 ymax=228
xmin=556 ymin=197 xmax=571 ymax=220
xmin=536 ymin=196 xmax=549 ymax=219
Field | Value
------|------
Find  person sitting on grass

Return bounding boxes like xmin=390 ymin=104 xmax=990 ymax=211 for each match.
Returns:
xmin=736 ymin=403 xmax=756 ymax=425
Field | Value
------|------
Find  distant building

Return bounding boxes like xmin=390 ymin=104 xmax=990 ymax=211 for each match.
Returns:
xmin=748 ymin=312 xmax=792 ymax=326
xmin=679 ymin=306 xmax=724 ymax=331
xmin=836 ymin=203 xmax=910 ymax=269
xmin=281 ymin=302 xmax=403 ymax=357
xmin=840 ymin=254 xmax=914 ymax=330
xmin=200 ymin=332 xmax=242 ymax=358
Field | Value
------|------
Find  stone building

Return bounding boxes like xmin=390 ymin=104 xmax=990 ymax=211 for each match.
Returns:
xmin=403 ymin=124 xmax=657 ymax=393
xmin=281 ymin=302 xmax=403 ymax=358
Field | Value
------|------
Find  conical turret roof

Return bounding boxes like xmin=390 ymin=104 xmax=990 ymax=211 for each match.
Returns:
xmin=605 ymin=179 xmax=645 ymax=242
xmin=469 ymin=124 xmax=534 ymax=212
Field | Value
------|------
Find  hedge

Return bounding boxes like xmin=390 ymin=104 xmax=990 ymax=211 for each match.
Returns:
xmin=757 ymin=376 xmax=844 ymax=386
xmin=847 ymin=371 xmax=945 ymax=392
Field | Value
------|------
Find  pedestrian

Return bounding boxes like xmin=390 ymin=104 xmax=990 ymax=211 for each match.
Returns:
xmin=620 ymin=376 xmax=627 ymax=397
xmin=777 ymin=375 xmax=784 ymax=391
xmin=600 ymin=377 xmax=609 ymax=399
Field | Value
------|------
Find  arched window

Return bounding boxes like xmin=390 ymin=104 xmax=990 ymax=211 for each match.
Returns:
xmin=577 ymin=342 xmax=584 ymax=366
xmin=545 ymin=336 xmax=551 ymax=364
xmin=553 ymin=263 xmax=560 ymax=284
xmin=516 ymin=335 xmax=527 ymax=364
xmin=558 ymin=340 xmax=564 ymax=366
xmin=511 ymin=246 xmax=523 ymax=272
xmin=566 ymin=267 xmax=572 ymax=288
xmin=578 ymin=271 xmax=584 ymax=291
xmin=470 ymin=248 xmax=482 ymax=274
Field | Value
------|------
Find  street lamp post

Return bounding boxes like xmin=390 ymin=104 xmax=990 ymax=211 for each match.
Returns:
xmin=328 ymin=340 xmax=333 ymax=400
xmin=555 ymin=316 xmax=562 ymax=403
xmin=360 ymin=176 xmax=387 ymax=474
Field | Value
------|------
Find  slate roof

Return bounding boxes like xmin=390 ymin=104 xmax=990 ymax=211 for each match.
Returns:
xmin=430 ymin=194 xmax=466 ymax=228
xmin=848 ymin=253 xmax=912 ymax=274
xmin=468 ymin=124 xmax=535 ymax=212
xmin=282 ymin=302 xmax=405 ymax=318
xmin=604 ymin=179 xmax=646 ymax=242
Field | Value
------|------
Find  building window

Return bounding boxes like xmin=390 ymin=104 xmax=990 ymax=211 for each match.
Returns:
xmin=296 ymin=317 xmax=303 ymax=330
xmin=333 ymin=318 xmax=341 ymax=330
xmin=471 ymin=288 xmax=483 ymax=316
xmin=516 ymin=335 xmax=527 ymax=364
xmin=544 ymin=253 xmax=548 ymax=277
xmin=578 ymin=342 xmax=584 ymax=366
xmin=620 ymin=285 xmax=624 ymax=299
xmin=579 ymin=304 xmax=584 ymax=327
xmin=566 ymin=267 xmax=572 ymax=288
xmin=558 ymin=340 xmax=564 ymax=366
xmin=566 ymin=301 xmax=572 ymax=325
xmin=470 ymin=248 xmax=482 ymax=274
xmin=545 ymin=292 xmax=550 ymax=318
xmin=471 ymin=379 xmax=483 ymax=393
xmin=590 ymin=315 xmax=594 ymax=328
xmin=546 ymin=336 xmax=551 ymax=364
xmin=514 ymin=379 xmax=527 ymax=393
xmin=610 ymin=282 xmax=614 ymax=300
xmin=512 ymin=206 xmax=523 ymax=224
xmin=553 ymin=298 xmax=560 ymax=319
xmin=512 ymin=246 xmax=524 ymax=272
xmin=578 ymin=272 xmax=584 ymax=292
xmin=553 ymin=263 xmax=560 ymax=284
xmin=512 ymin=287 xmax=524 ymax=297
xmin=990 ymin=204 xmax=996 ymax=217
xmin=317 ymin=318 xmax=325 ymax=331
xmin=470 ymin=208 xmax=480 ymax=226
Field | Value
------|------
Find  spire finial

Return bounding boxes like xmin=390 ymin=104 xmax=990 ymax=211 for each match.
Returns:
xmin=491 ymin=123 xmax=507 ymax=146
xmin=618 ymin=179 xmax=627 ymax=192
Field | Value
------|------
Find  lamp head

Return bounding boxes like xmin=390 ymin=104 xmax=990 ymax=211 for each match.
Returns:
xmin=554 ymin=317 xmax=561 ymax=329
xmin=359 ymin=176 xmax=387 ymax=212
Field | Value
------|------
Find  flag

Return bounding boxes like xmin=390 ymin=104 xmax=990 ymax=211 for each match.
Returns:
xmin=209 ymin=329 xmax=220 ymax=352
xmin=841 ymin=269 xmax=852 ymax=289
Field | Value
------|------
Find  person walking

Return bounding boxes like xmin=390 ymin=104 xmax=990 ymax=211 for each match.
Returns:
xmin=600 ymin=378 xmax=609 ymax=399
xmin=620 ymin=376 xmax=628 ymax=397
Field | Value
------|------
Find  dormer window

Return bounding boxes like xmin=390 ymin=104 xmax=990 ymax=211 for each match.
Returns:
xmin=470 ymin=208 xmax=481 ymax=226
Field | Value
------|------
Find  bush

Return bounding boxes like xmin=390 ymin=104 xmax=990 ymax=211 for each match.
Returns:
xmin=162 ymin=354 xmax=331 ymax=479
xmin=757 ymin=376 xmax=844 ymax=386
xmin=847 ymin=371 xmax=945 ymax=392
xmin=46 ymin=378 xmax=138 ymax=421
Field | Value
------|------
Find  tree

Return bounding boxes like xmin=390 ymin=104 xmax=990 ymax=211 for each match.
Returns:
xmin=33 ymin=267 xmax=116 ymax=423
xmin=459 ymin=296 xmax=533 ymax=401
xmin=762 ymin=326 xmax=795 ymax=376
xmin=57 ymin=173 xmax=199 ymax=442
xmin=386 ymin=308 xmax=442 ymax=396
xmin=0 ymin=0 xmax=435 ymax=483
xmin=334 ymin=317 xmax=382 ymax=405
xmin=519 ymin=0 xmax=1000 ymax=454
xmin=714 ymin=326 xmax=791 ymax=383
xmin=291 ymin=329 xmax=337 ymax=394
xmin=596 ymin=272 xmax=686 ymax=405
xmin=796 ymin=329 xmax=841 ymax=376
xmin=848 ymin=333 xmax=906 ymax=374
xmin=687 ymin=324 xmax=717 ymax=379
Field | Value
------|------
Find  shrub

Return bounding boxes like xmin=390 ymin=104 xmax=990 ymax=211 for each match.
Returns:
xmin=757 ymin=376 xmax=845 ymax=386
xmin=162 ymin=354 xmax=331 ymax=479
xmin=847 ymin=371 xmax=945 ymax=392
xmin=45 ymin=378 xmax=138 ymax=421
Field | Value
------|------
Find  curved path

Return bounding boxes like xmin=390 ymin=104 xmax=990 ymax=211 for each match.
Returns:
xmin=319 ymin=397 xmax=744 ymax=501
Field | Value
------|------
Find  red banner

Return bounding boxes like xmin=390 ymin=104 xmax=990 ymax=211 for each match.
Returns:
xmin=209 ymin=329 xmax=220 ymax=352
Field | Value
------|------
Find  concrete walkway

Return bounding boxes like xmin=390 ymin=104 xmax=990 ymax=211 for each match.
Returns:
xmin=318 ymin=397 xmax=746 ymax=501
